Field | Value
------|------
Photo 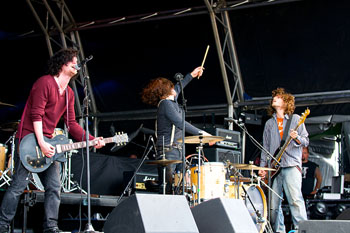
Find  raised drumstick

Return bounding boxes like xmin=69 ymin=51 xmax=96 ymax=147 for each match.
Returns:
xmin=198 ymin=45 xmax=210 ymax=79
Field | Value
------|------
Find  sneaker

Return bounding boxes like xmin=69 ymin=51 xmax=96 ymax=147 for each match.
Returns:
xmin=0 ymin=225 xmax=10 ymax=233
xmin=43 ymin=227 xmax=62 ymax=233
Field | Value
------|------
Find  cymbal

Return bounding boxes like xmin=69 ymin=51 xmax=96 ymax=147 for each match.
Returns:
xmin=0 ymin=101 xmax=15 ymax=107
xmin=229 ymin=163 xmax=276 ymax=171
xmin=145 ymin=158 xmax=182 ymax=166
xmin=177 ymin=135 xmax=224 ymax=144
xmin=0 ymin=122 xmax=19 ymax=132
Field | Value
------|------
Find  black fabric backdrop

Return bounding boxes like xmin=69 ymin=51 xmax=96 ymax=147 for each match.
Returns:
xmin=71 ymin=152 xmax=158 ymax=196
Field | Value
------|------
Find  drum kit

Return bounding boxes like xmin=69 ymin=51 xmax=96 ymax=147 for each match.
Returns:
xmin=146 ymin=135 xmax=276 ymax=233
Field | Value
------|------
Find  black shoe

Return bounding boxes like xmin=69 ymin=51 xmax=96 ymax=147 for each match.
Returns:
xmin=43 ymin=227 xmax=62 ymax=233
xmin=0 ymin=225 xmax=10 ymax=233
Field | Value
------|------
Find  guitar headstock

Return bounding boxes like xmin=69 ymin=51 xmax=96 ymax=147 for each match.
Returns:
xmin=114 ymin=132 xmax=129 ymax=145
xmin=298 ymin=108 xmax=310 ymax=125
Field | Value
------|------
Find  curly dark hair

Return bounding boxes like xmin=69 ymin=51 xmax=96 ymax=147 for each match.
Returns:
xmin=141 ymin=77 xmax=174 ymax=106
xmin=267 ymin=87 xmax=295 ymax=116
xmin=47 ymin=48 xmax=78 ymax=76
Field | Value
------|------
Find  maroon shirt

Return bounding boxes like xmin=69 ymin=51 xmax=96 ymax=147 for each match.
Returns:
xmin=17 ymin=75 xmax=94 ymax=141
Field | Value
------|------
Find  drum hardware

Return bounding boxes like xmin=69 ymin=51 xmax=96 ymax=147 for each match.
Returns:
xmin=60 ymin=146 xmax=87 ymax=194
xmin=178 ymin=135 xmax=224 ymax=205
xmin=0 ymin=131 xmax=17 ymax=188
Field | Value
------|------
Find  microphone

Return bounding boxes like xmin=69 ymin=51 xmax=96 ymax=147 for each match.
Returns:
xmin=174 ymin=73 xmax=184 ymax=81
xmin=74 ymin=55 xmax=93 ymax=70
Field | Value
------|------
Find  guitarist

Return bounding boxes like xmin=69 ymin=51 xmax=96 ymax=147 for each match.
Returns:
xmin=258 ymin=88 xmax=308 ymax=233
xmin=0 ymin=48 xmax=105 ymax=233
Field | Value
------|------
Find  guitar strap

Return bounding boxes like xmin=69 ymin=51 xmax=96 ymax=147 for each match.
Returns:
xmin=280 ymin=114 xmax=293 ymax=147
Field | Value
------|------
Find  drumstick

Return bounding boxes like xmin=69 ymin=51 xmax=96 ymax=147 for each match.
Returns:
xmin=198 ymin=45 xmax=210 ymax=79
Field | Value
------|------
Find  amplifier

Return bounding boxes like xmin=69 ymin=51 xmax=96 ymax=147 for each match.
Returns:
xmin=123 ymin=171 xmax=158 ymax=194
xmin=215 ymin=128 xmax=241 ymax=149
xmin=203 ymin=148 xmax=241 ymax=164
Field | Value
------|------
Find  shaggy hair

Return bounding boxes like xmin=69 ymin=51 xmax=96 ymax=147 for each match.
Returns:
xmin=141 ymin=77 xmax=174 ymax=106
xmin=267 ymin=87 xmax=295 ymax=116
xmin=47 ymin=48 xmax=78 ymax=76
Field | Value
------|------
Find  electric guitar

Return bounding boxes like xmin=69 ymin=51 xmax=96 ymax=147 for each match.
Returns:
xmin=20 ymin=132 xmax=128 ymax=173
xmin=265 ymin=108 xmax=310 ymax=183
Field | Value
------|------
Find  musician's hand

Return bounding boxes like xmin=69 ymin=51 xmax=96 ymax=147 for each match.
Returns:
xmin=40 ymin=141 xmax=55 ymax=158
xmin=258 ymin=170 xmax=266 ymax=179
xmin=191 ymin=66 xmax=204 ymax=79
xmin=94 ymin=137 xmax=105 ymax=149
xmin=289 ymin=129 xmax=298 ymax=139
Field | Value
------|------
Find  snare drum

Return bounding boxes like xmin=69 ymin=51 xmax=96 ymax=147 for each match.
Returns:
xmin=190 ymin=162 xmax=226 ymax=200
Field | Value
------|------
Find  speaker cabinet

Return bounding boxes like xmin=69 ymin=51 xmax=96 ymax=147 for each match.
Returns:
xmin=191 ymin=198 xmax=258 ymax=233
xmin=204 ymin=148 xmax=241 ymax=164
xmin=299 ymin=220 xmax=350 ymax=233
xmin=104 ymin=194 xmax=199 ymax=233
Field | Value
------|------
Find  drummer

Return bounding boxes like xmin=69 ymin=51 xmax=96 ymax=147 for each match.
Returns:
xmin=141 ymin=66 xmax=211 ymax=194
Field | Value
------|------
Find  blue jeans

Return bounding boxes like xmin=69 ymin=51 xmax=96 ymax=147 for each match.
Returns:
xmin=271 ymin=166 xmax=307 ymax=233
xmin=0 ymin=139 xmax=62 ymax=230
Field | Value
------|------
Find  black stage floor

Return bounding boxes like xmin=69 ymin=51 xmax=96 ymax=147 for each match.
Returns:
xmin=0 ymin=190 xmax=122 ymax=233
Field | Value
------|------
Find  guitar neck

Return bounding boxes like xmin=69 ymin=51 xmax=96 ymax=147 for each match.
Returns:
xmin=274 ymin=123 xmax=303 ymax=164
xmin=59 ymin=137 xmax=114 ymax=153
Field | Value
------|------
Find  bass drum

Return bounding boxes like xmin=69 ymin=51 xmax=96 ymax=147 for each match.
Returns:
xmin=242 ymin=184 xmax=267 ymax=233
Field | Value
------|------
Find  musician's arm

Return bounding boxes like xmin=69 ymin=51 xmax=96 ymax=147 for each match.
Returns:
xmin=33 ymin=121 xmax=55 ymax=157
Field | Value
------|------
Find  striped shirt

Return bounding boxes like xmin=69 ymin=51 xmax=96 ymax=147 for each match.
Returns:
xmin=260 ymin=113 xmax=309 ymax=168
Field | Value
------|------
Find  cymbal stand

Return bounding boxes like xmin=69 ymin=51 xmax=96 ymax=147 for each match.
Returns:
xmin=161 ymin=136 xmax=166 ymax=195
xmin=195 ymin=136 xmax=204 ymax=205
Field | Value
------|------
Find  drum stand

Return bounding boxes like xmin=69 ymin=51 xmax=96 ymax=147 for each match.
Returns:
xmin=61 ymin=149 xmax=87 ymax=194
xmin=194 ymin=136 xmax=204 ymax=205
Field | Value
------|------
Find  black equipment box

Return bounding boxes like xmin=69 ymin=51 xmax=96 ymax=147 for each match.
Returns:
xmin=214 ymin=128 xmax=241 ymax=149
xmin=123 ymin=170 xmax=158 ymax=194
xmin=204 ymin=148 xmax=241 ymax=164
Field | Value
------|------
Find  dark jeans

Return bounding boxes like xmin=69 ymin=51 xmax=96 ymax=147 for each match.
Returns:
xmin=0 ymin=139 xmax=62 ymax=230
xmin=157 ymin=148 xmax=182 ymax=194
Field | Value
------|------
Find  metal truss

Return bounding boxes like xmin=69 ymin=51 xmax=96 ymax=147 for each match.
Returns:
xmin=25 ymin=0 xmax=99 ymax=136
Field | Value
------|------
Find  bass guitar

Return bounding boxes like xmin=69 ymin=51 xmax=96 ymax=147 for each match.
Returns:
xmin=265 ymin=108 xmax=310 ymax=183
xmin=20 ymin=132 xmax=128 ymax=173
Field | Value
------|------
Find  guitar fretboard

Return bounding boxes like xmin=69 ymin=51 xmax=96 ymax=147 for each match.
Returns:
xmin=59 ymin=135 xmax=126 ymax=153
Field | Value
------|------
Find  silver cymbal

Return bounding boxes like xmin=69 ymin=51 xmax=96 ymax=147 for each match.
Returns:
xmin=177 ymin=135 xmax=224 ymax=144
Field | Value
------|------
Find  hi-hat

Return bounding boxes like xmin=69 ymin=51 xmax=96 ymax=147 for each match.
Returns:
xmin=0 ymin=122 xmax=19 ymax=132
xmin=229 ymin=163 xmax=276 ymax=171
xmin=0 ymin=101 xmax=16 ymax=107
xmin=177 ymin=135 xmax=224 ymax=144
xmin=145 ymin=158 xmax=182 ymax=166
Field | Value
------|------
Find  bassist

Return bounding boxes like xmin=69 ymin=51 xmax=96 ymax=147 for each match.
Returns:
xmin=258 ymin=88 xmax=308 ymax=233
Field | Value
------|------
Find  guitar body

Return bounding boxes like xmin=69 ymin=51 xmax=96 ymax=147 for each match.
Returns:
xmin=20 ymin=132 xmax=128 ymax=173
xmin=20 ymin=133 xmax=69 ymax=173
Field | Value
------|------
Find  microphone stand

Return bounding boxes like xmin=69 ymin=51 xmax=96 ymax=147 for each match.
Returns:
xmin=177 ymin=76 xmax=187 ymax=195
xmin=117 ymin=136 xmax=154 ymax=203
xmin=81 ymin=65 xmax=95 ymax=233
